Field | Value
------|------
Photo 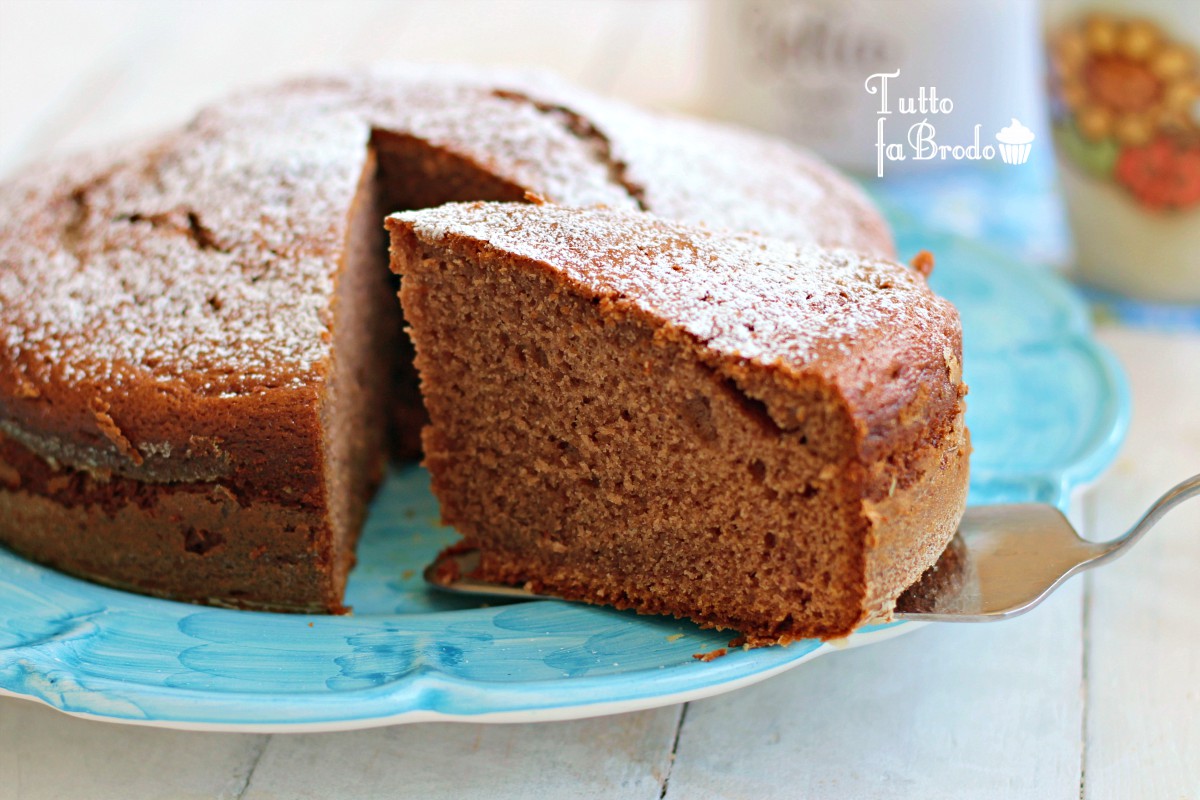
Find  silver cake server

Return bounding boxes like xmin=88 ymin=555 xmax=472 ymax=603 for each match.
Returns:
xmin=425 ymin=474 xmax=1200 ymax=623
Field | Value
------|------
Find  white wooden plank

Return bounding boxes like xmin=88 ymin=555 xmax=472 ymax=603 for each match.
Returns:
xmin=665 ymin=585 xmax=1085 ymax=799
xmin=239 ymin=706 xmax=682 ymax=800
xmin=0 ymin=697 xmax=268 ymax=800
xmin=1083 ymin=328 xmax=1200 ymax=800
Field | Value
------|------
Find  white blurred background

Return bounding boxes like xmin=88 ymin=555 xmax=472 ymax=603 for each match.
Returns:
xmin=0 ymin=0 xmax=706 ymax=176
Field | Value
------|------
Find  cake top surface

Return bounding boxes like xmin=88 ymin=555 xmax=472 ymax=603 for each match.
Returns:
xmin=389 ymin=201 xmax=962 ymax=452
xmin=391 ymin=201 xmax=955 ymax=373
xmin=1 ymin=66 xmax=891 ymax=402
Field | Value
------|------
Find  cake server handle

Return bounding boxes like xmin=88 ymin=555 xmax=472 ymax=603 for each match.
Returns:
xmin=1086 ymin=472 xmax=1200 ymax=567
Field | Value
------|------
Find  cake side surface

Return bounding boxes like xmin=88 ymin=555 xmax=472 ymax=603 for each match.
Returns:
xmin=0 ymin=432 xmax=337 ymax=612
xmin=388 ymin=203 xmax=967 ymax=642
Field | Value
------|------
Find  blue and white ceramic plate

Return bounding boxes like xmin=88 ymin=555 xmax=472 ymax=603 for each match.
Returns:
xmin=0 ymin=223 xmax=1129 ymax=732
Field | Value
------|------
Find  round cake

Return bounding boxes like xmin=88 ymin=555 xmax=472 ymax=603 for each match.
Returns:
xmin=0 ymin=66 xmax=956 ymax=630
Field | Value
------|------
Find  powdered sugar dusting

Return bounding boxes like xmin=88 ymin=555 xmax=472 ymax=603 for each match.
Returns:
xmin=397 ymin=203 xmax=955 ymax=376
xmin=544 ymin=91 xmax=890 ymax=253
xmin=0 ymin=102 xmax=366 ymax=395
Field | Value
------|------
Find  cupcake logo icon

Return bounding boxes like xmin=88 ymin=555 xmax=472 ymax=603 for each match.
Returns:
xmin=996 ymin=118 xmax=1035 ymax=165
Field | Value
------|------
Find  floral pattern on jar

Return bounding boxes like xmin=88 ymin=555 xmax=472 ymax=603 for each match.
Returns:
xmin=1048 ymin=13 xmax=1200 ymax=211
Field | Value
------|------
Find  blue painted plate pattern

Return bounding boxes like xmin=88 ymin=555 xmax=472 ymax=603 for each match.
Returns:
xmin=0 ymin=223 xmax=1129 ymax=731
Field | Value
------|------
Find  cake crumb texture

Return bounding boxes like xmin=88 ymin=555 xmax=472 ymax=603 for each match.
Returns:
xmin=389 ymin=203 xmax=968 ymax=643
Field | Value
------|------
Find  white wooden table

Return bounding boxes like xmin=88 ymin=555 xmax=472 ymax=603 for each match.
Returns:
xmin=2 ymin=3 xmax=1197 ymax=798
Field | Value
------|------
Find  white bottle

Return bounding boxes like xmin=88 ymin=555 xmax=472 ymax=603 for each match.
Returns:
xmin=703 ymin=0 xmax=1045 ymax=176
xmin=1044 ymin=0 xmax=1200 ymax=302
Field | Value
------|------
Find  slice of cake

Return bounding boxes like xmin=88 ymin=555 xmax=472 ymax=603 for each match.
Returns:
xmin=388 ymin=203 xmax=969 ymax=643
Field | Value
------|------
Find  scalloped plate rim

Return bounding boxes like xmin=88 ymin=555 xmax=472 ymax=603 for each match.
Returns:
xmin=0 ymin=622 xmax=922 ymax=732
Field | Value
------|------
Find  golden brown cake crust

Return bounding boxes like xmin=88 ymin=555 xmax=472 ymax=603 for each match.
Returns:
xmin=388 ymin=203 xmax=968 ymax=643
xmin=0 ymin=67 xmax=896 ymax=613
